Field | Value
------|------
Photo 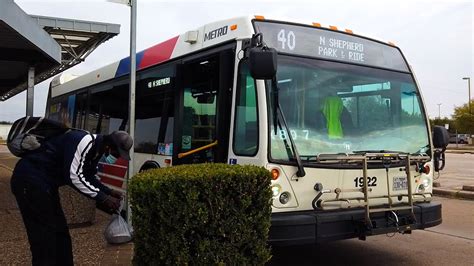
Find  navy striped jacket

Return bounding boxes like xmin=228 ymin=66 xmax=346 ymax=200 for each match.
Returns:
xmin=12 ymin=130 xmax=111 ymax=201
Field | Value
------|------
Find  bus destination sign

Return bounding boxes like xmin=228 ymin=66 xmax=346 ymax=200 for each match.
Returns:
xmin=254 ymin=21 xmax=409 ymax=72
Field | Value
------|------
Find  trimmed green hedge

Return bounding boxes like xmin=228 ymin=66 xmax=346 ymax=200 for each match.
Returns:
xmin=129 ymin=163 xmax=272 ymax=265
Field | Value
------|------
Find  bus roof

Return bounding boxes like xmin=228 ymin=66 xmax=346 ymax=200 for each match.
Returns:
xmin=51 ymin=16 xmax=402 ymax=98
xmin=51 ymin=16 xmax=255 ymax=98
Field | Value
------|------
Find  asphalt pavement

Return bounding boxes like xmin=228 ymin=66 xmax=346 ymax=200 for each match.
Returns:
xmin=270 ymin=197 xmax=474 ymax=266
xmin=433 ymin=152 xmax=474 ymax=200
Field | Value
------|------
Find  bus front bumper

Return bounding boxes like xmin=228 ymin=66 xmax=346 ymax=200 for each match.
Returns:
xmin=269 ymin=202 xmax=441 ymax=246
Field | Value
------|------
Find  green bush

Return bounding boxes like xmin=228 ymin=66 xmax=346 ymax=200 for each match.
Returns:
xmin=129 ymin=163 xmax=272 ymax=265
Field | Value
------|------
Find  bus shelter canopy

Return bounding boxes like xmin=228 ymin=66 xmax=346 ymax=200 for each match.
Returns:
xmin=0 ymin=0 xmax=120 ymax=101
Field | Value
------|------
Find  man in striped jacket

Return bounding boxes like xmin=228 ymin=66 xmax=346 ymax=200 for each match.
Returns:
xmin=10 ymin=130 xmax=133 ymax=266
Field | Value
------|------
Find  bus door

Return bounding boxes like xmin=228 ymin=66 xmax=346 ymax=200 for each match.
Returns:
xmin=174 ymin=48 xmax=235 ymax=165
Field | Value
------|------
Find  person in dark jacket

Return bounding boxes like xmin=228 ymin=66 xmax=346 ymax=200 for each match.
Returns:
xmin=10 ymin=130 xmax=133 ymax=266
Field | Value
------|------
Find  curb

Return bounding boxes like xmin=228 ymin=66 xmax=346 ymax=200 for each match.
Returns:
xmin=445 ymin=150 xmax=474 ymax=154
xmin=462 ymin=185 xmax=474 ymax=192
xmin=433 ymin=188 xmax=474 ymax=200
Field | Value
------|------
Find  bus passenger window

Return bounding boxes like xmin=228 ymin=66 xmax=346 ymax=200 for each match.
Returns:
xmin=88 ymin=83 xmax=128 ymax=134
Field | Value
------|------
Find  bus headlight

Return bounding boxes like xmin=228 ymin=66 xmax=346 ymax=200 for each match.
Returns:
xmin=418 ymin=184 xmax=425 ymax=192
xmin=417 ymin=178 xmax=431 ymax=193
xmin=271 ymin=185 xmax=281 ymax=197
xmin=279 ymin=192 xmax=291 ymax=204
xmin=421 ymin=178 xmax=431 ymax=189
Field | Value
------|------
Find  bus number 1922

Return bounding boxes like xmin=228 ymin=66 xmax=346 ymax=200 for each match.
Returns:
xmin=354 ymin=176 xmax=377 ymax=187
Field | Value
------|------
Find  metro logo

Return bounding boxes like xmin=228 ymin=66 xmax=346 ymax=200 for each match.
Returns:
xmin=204 ymin=26 xmax=228 ymax=42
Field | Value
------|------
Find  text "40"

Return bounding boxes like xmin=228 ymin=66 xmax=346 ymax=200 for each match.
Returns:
xmin=278 ymin=29 xmax=296 ymax=51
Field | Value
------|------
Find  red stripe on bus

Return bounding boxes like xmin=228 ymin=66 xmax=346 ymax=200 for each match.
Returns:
xmin=99 ymin=158 xmax=129 ymax=178
xmin=98 ymin=175 xmax=124 ymax=188
xmin=139 ymin=36 xmax=179 ymax=69
xmin=101 ymin=165 xmax=127 ymax=177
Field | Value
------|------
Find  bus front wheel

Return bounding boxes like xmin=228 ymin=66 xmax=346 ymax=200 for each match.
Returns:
xmin=139 ymin=161 xmax=160 ymax=173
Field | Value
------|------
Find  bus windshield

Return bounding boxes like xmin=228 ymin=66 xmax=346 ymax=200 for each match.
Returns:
xmin=268 ymin=55 xmax=430 ymax=161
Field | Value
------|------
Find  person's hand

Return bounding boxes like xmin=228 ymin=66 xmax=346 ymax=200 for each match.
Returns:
xmin=109 ymin=189 xmax=124 ymax=200
xmin=97 ymin=195 xmax=121 ymax=214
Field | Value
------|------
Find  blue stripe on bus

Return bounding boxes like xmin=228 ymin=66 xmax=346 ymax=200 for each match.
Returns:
xmin=115 ymin=51 xmax=145 ymax=77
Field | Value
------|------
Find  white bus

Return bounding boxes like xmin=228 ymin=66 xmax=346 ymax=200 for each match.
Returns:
xmin=47 ymin=16 xmax=449 ymax=245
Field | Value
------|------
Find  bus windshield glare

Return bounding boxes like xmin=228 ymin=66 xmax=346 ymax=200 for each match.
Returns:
xmin=268 ymin=55 xmax=430 ymax=161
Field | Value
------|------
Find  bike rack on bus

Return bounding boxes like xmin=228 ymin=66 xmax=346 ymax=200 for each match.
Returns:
xmin=311 ymin=153 xmax=431 ymax=235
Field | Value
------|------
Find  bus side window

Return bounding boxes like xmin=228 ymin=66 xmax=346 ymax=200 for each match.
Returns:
xmin=74 ymin=92 xmax=87 ymax=129
xmin=88 ymin=83 xmax=129 ymax=134
xmin=233 ymin=61 xmax=258 ymax=156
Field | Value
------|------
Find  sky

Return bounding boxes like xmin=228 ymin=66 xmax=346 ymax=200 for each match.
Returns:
xmin=0 ymin=0 xmax=472 ymax=122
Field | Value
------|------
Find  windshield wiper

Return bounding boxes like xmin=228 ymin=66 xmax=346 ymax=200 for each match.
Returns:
xmin=352 ymin=150 xmax=408 ymax=155
xmin=300 ymin=153 xmax=349 ymax=162
xmin=300 ymin=155 xmax=318 ymax=161
xmin=271 ymin=77 xmax=305 ymax=177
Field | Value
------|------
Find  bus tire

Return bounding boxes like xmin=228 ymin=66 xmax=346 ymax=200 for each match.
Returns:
xmin=139 ymin=161 xmax=160 ymax=173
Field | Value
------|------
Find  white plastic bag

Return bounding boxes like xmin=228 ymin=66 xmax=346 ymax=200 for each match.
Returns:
xmin=104 ymin=201 xmax=133 ymax=244
xmin=104 ymin=214 xmax=133 ymax=244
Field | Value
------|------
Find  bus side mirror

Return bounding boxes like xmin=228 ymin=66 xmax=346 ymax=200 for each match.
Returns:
xmin=433 ymin=126 xmax=449 ymax=150
xmin=249 ymin=47 xmax=277 ymax=80
xmin=433 ymin=125 xmax=449 ymax=172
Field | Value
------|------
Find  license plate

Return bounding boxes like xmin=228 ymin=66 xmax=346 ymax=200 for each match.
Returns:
xmin=393 ymin=176 xmax=408 ymax=191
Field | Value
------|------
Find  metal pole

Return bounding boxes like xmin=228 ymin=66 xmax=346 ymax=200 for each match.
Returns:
xmin=456 ymin=129 xmax=458 ymax=148
xmin=26 ymin=67 xmax=35 ymax=116
xmin=127 ymin=0 xmax=137 ymax=223
xmin=463 ymin=77 xmax=471 ymax=114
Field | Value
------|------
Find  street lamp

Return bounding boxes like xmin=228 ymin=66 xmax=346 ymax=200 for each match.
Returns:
xmin=462 ymin=77 xmax=471 ymax=114
xmin=437 ymin=103 xmax=442 ymax=119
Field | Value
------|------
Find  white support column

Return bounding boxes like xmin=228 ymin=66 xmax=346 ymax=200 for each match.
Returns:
xmin=26 ymin=67 xmax=35 ymax=116
xmin=126 ymin=0 xmax=137 ymax=224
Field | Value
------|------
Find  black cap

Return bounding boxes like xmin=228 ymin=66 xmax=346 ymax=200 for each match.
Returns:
xmin=109 ymin=131 xmax=133 ymax=160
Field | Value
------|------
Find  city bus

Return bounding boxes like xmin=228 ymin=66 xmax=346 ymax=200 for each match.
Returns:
xmin=47 ymin=16 xmax=449 ymax=245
